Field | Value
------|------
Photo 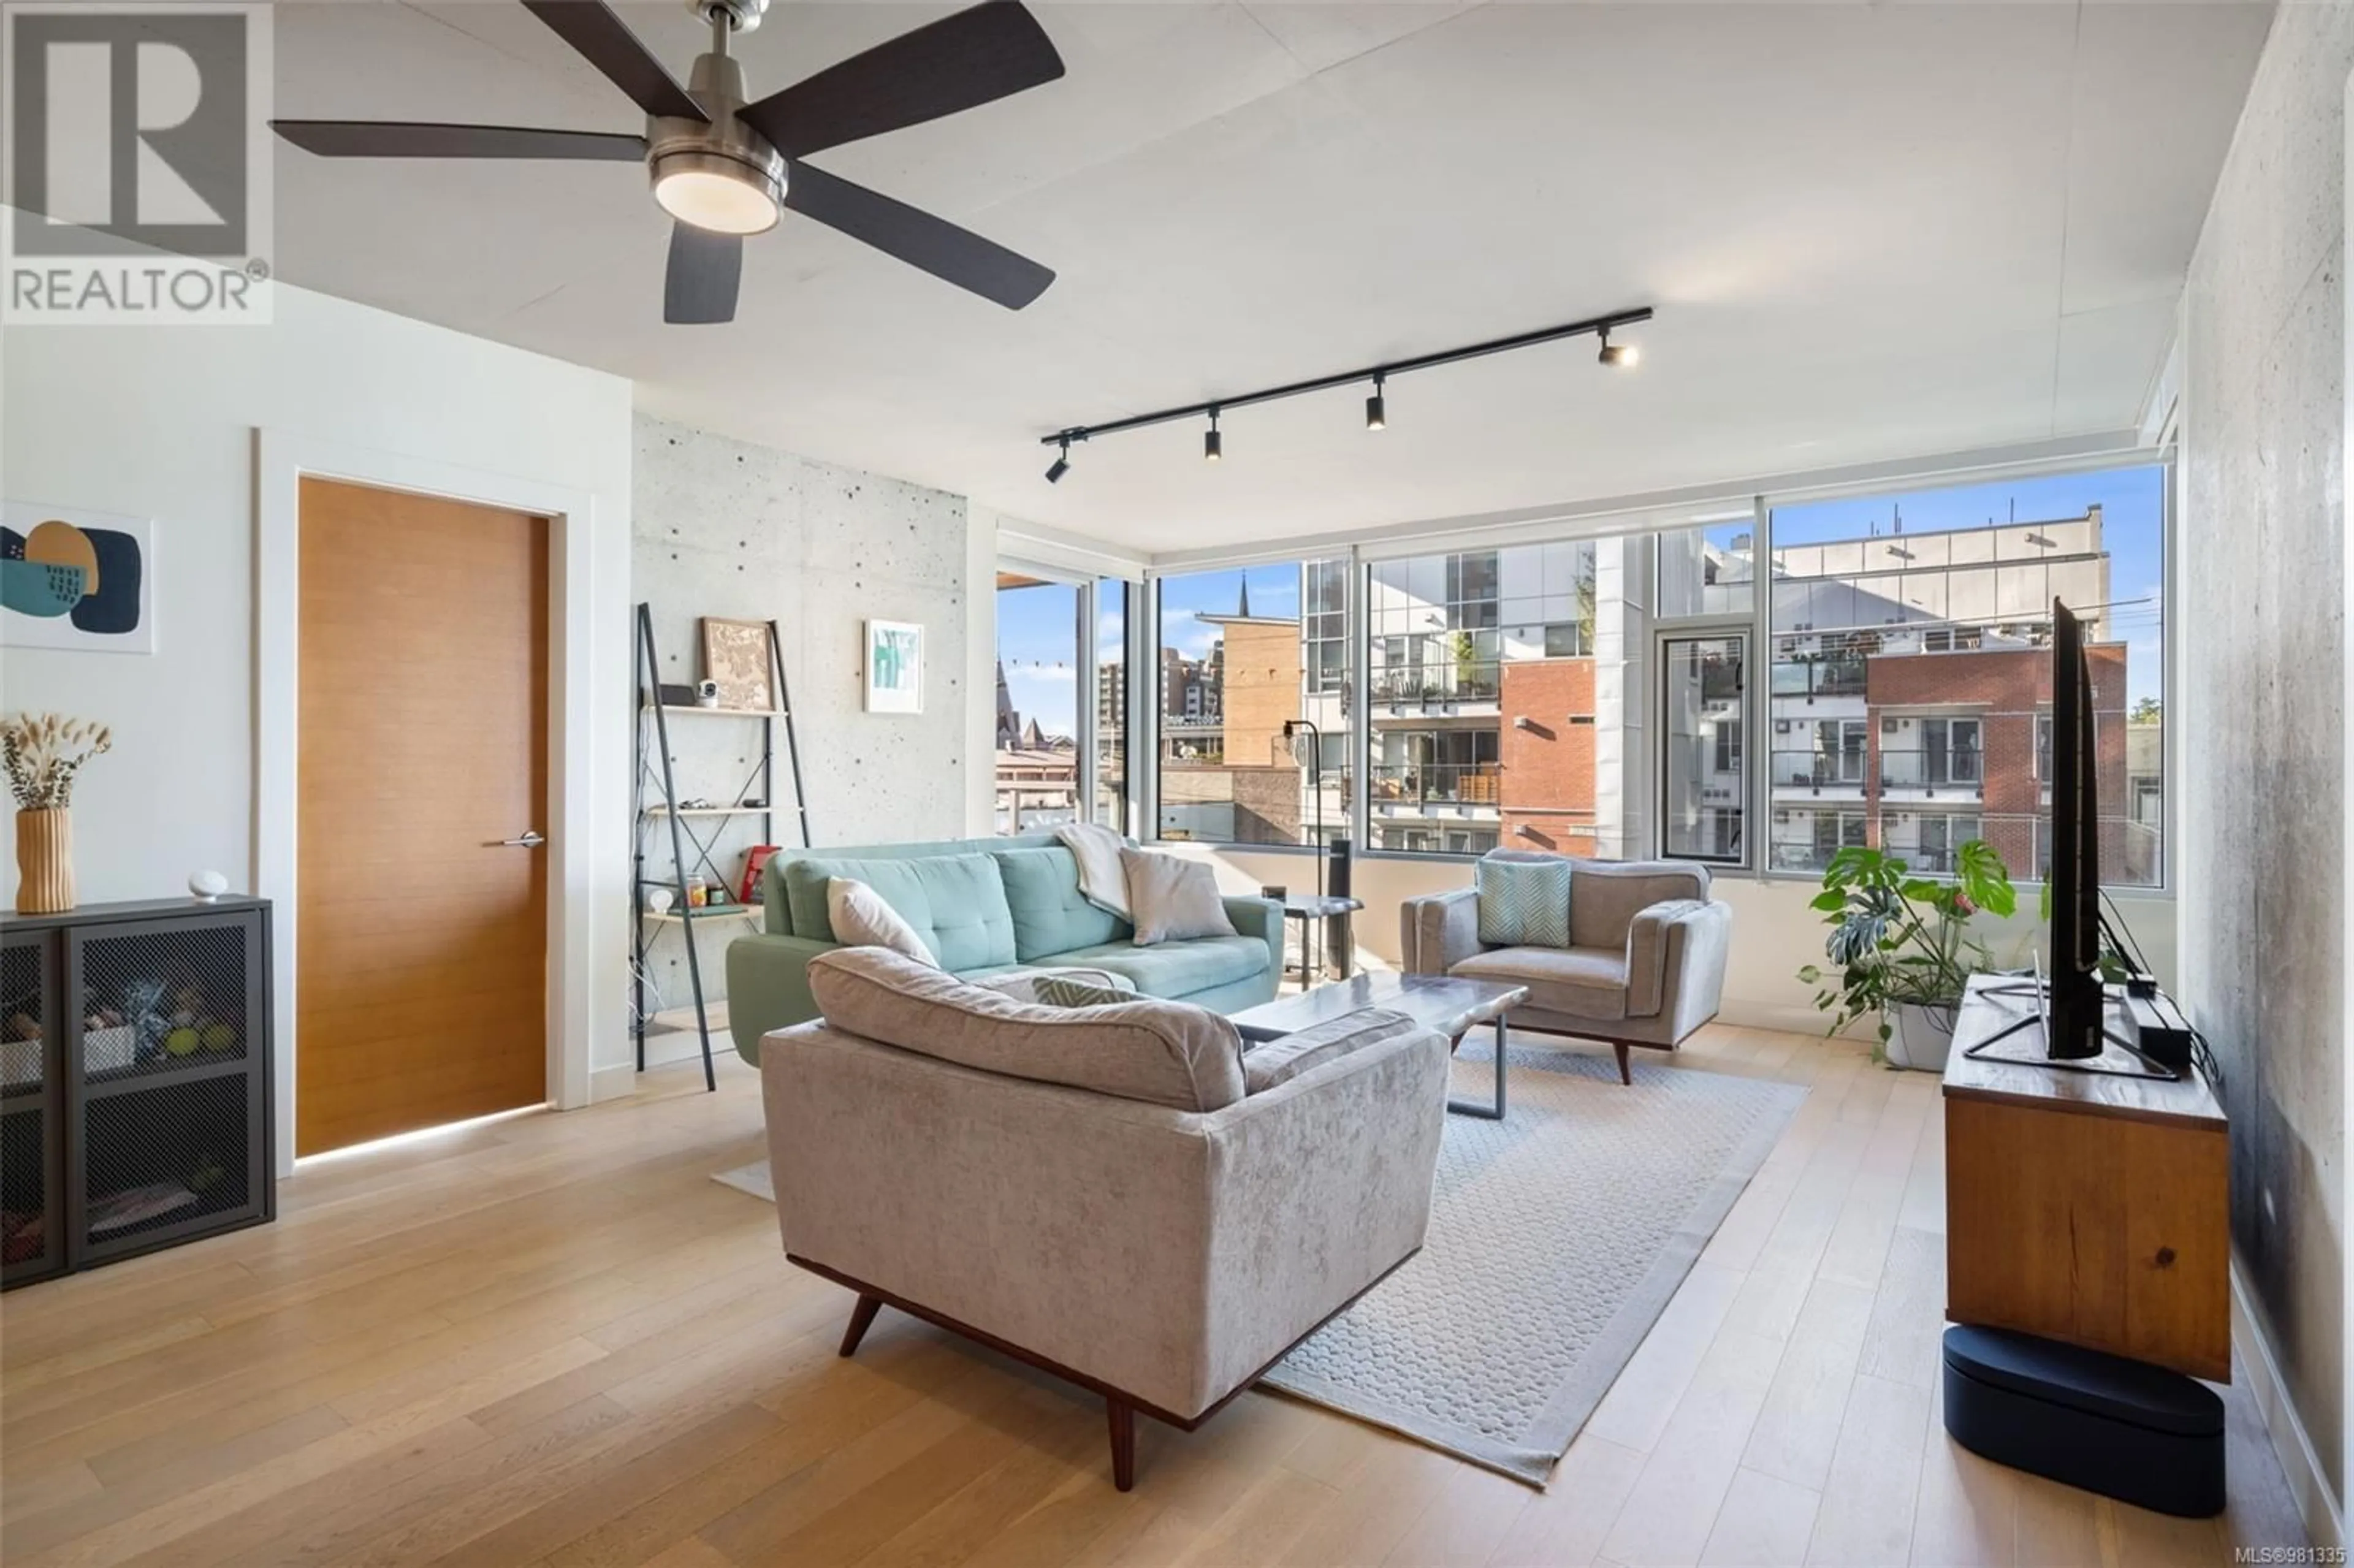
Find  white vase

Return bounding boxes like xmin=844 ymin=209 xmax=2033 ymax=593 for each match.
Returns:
xmin=1892 ymin=1002 xmax=1959 ymax=1074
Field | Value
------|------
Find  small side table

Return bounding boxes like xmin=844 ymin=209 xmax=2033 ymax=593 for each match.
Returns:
xmin=1278 ymin=894 xmax=1363 ymax=990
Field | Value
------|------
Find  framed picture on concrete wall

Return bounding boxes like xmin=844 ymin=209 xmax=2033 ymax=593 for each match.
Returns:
xmin=864 ymin=619 xmax=923 ymax=715
xmin=699 ymin=617 xmax=775 ymax=712
xmin=2 ymin=502 xmax=154 ymax=654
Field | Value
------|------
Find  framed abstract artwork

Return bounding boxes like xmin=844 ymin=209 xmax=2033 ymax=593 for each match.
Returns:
xmin=2 ymin=502 xmax=154 ymax=654
xmin=864 ymin=619 xmax=923 ymax=715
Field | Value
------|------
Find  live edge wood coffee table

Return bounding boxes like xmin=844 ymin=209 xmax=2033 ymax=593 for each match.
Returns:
xmin=1232 ymin=972 xmax=1529 ymax=1120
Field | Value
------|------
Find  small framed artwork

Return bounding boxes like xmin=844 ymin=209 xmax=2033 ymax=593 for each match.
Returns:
xmin=2 ymin=501 xmax=154 ymax=654
xmin=699 ymin=617 xmax=776 ymax=712
xmin=864 ymin=619 xmax=923 ymax=715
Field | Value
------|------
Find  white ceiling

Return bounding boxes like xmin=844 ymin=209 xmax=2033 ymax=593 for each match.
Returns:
xmin=269 ymin=1 xmax=2272 ymax=555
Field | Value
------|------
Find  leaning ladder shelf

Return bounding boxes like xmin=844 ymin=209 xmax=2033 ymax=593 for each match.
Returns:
xmin=631 ymin=605 xmax=811 ymax=1090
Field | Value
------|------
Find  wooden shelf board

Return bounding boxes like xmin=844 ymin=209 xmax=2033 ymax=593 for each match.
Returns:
xmin=641 ymin=907 xmax=760 ymax=925
xmin=641 ymin=705 xmax=780 ymax=719
xmin=641 ymin=807 xmax=768 ymax=818
xmin=646 ymin=1001 xmax=729 ymax=1033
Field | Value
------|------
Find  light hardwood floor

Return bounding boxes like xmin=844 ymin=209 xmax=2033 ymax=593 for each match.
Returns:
xmin=0 ymin=1024 xmax=2309 ymax=1567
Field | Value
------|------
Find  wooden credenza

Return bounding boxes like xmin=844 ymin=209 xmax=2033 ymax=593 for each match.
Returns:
xmin=1942 ymin=975 xmax=2230 ymax=1382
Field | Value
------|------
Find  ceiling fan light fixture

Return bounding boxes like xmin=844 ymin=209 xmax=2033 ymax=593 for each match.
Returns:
xmin=651 ymin=150 xmax=783 ymax=235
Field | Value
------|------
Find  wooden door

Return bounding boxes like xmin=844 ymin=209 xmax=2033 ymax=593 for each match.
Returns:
xmin=296 ymin=479 xmax=549 ymax=1155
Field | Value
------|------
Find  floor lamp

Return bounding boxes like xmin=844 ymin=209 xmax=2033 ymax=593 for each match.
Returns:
xmin=1282 ymin=718 xmax=1324 ymax=898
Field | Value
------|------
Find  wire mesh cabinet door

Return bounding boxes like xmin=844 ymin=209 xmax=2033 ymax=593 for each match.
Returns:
xmin=63 ymin=907 xmax=272 ymax=1269
xmin=1 ymin=927 xmax=66 ymax=1288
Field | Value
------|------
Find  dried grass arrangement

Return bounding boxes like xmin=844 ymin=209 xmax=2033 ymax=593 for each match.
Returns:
xmin=4 ymin=713 xmax=111 ymax=811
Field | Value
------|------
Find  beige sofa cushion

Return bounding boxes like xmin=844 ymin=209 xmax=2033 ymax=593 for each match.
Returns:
xmin=970 ymin=967 xmax=1135 ymax=1005
xmin=1122 ymin=848 xmax=1240 ymax=946
xmin=806 ymin=946 xmax=1247 ymax=1111
xmin=1243 ymin=1007 xmax=1422 ymax=1094
xmin=1567 ymin=859 xmax=1712 ymax=949
xmin=1453 ymin=944 xmax=1631 ymax=1021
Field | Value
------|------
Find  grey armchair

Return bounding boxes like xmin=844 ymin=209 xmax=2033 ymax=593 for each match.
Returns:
xmin=1399 ymin=857 xmax=1733 ymax=1083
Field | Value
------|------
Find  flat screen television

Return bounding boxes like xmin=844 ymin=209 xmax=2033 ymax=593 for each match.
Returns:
xmin=2046 ymin=598 xmax=2108 ymax=1060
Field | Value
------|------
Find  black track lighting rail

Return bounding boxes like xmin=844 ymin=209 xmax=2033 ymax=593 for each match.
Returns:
xmin=1040 ymin=305 xmax=1653 ymax=459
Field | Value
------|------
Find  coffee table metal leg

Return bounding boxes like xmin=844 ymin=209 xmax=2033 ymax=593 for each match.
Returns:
xmin=1446 ymin=1014 xmax=1507 ymax=1120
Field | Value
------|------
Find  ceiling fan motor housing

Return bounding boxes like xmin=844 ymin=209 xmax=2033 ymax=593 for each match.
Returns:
xmin=647 ymin=49 xmax=787 ymax=231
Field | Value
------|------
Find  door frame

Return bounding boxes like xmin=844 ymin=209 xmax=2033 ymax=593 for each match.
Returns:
xmin=256 ymin=430 xmax=598 ymax=1179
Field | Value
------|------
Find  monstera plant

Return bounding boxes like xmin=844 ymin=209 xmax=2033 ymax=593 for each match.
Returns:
xmin=1797 ymin=840 xmax=2016 ymax=1071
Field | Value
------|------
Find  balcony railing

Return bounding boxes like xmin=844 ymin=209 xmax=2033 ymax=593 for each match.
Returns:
xmin=1880 ymin=747 xmax=1983 ymax=793
xmin=1370 ymin=763 xmax=1501 ymax=809
xmin=1769 ymin=659 xmax=1867 ymax=701
xmin=1371 ymin=667 xmax=1501 ymax=706
xmin=1769 ymin=750 xmax=1868 ymax=791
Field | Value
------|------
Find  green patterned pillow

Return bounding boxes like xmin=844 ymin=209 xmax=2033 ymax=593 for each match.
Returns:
xmin=1475 ymin=856 xmax=1572 ymax=947
xmin=1035 ymin=975 xmax=1135 ymax=1010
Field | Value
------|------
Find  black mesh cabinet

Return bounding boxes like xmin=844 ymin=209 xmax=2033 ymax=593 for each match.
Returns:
xmin=1 ymin=898 xmax=273 ymax=1287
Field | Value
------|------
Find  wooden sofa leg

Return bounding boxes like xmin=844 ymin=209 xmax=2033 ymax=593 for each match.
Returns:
xmin=838 ymin=1293 xmax=883 ymax=1358
xmin=1108 ymin=1397 xmax=1137 ymax=1491
xmin=1612 ymin=1041 xmax=1631 ymax=1085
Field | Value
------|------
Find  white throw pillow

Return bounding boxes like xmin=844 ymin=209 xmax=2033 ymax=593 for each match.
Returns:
xmin=826 ymin=877 xmax=936 ymax=967
xmin=1121 ymin=848 xmax=1239 ymax=947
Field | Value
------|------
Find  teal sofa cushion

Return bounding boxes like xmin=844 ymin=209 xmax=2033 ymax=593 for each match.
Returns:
xmin=782 ymin=852 xmax=1018 ymax=972
xmin=1476 ymin=854 xmax=1572 ymax=947
xmin=990 ymin=846 xmax=1131 ymax=961
xmin=1053 ymin=935 xmax=1271 ymax=998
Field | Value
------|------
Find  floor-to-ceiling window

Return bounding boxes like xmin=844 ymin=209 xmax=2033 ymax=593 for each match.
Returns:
xmin=1154 ymin=561 xmax=1350 ymax=847
xmin=1094 ymin=578 xmax=1129 ymax=833
xmin=1767 ymin=465 xmax=2166 ymax=885
xmin=994 ymin=573 xmax=1081 ymax=835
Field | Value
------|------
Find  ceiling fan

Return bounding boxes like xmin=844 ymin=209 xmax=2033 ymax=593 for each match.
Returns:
xmin=273 ymin=0 xmax=1064 ymax=323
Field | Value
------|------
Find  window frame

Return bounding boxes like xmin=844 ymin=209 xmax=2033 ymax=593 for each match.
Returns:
xmin=995 ymin=558 xmax=1138 ymax=836
xmin=1136 ymin=453 xmax=2171 ymax=893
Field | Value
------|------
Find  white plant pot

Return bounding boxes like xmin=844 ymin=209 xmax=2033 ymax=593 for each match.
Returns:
xmin=1892 ymin=1002 xmax=1959 ymax=1074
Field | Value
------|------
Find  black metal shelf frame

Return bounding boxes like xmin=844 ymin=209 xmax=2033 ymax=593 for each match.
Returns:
xmin=631 ymin=604 xmax=810 ymax=1090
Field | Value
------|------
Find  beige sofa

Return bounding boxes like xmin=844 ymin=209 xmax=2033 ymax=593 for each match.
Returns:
xmin=760 ymin=947 xmax=1450 ymax=1490
xmin=1400 ymin=856 xmax=1733 ymax=1082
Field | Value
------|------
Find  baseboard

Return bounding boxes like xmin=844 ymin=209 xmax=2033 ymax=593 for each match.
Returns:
xmin=639 ymin=1029 xmax=737 ymax=1072
xmin=1717 ymin=999 xmax=1866 ymax=1040
xmin=2231 ymin=1261 xmax=2345 ymax=1549
xmin=589 ymin=1062 xmax=639 ymax=1103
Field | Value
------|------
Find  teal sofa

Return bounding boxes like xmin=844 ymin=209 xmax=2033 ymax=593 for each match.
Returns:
xmin=725 ymin=834 xmax=1282 ymax=1065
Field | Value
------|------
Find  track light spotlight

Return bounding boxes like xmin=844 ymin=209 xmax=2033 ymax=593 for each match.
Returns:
xmin=1045 ymin=438 xmax=1071 ymax=484
xmin=1598 ymin=330 xmax=1639 ymax=368
xmin=1366 ymin=374 xmax=1387 ymax=432
xmin=1204 ymin=409 xmax=1222 ymax=463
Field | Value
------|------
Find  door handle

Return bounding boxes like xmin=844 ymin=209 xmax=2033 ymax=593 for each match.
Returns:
xmin=490 ymin=831 xmax=546 ymax=848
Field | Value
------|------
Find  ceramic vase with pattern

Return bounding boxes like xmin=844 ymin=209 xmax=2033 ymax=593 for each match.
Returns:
xmin=15 ymin=807 xmax=74 ymax=914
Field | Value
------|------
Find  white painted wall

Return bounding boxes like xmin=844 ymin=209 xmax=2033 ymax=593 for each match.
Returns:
xmin=1 ymin=283 xmax=636 ymax=1073
xmin=1159 ymin=842 xmax=2174 ymax=1038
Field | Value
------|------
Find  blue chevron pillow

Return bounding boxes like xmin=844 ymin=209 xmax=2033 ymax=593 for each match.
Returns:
xmin=1474 ymin=855 xmax=1572 ymax=948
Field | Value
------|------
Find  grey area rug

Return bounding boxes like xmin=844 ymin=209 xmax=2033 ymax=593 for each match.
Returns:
xmin=711 ymin=1040 xmax=1804 ymax=1488
xmin=1261 ymin=1040 xmax=1805 ymax=1486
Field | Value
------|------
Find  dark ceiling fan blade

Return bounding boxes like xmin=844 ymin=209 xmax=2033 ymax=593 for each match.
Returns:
xmin=784 ymin=162 xmax=1051 ymax=310
xmin=272 ymin=120 xmax=647 ymax=160
xmin=736 ymin=0 xmax=1063 ymax=159
xmin=665 ymin=223 xmax=742 ymax=324
xmin=519 ymin=0 xmax=706 ymax=123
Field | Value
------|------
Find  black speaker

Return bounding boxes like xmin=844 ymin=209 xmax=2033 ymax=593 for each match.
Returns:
xmin=1327 ymin=838 xmax=1352 ymax=899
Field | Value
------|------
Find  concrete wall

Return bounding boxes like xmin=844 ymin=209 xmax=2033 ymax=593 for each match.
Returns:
xmin=2178 ymin=1 xmax=2354 ymax=1531
xmin=630 ymin=415 xmax=975 ymax=1040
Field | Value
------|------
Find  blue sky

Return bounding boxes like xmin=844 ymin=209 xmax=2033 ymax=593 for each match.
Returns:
xmin=997 ymin=465 xmax=2166 ymax=736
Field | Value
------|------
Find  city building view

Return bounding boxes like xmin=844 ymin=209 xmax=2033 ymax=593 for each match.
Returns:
xmin=1139 ymin=470 xmax=2163 ymax=886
